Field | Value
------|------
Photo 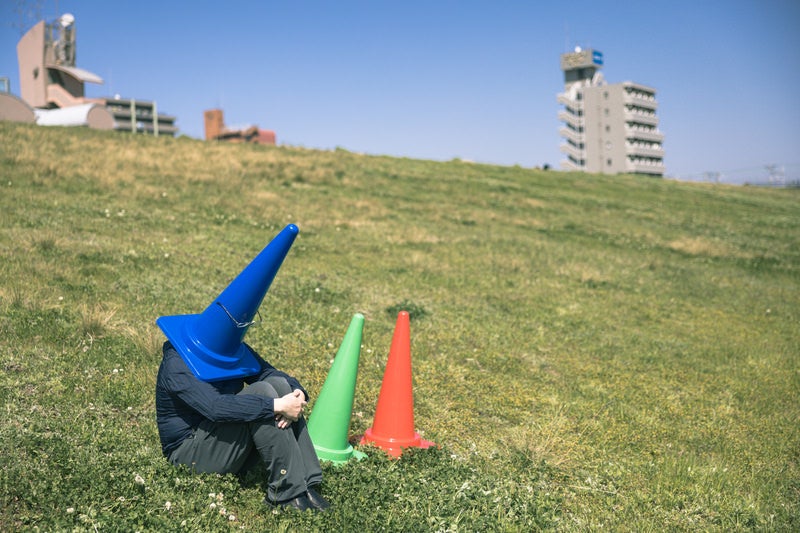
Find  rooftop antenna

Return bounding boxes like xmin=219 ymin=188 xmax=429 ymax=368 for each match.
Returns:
xmin=12 ymin=0 xmax=44 ymax=36
xmin=765 ymin=164 xmax=784 ymax=186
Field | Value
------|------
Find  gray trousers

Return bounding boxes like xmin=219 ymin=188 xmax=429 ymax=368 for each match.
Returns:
xmin=168 ymin=376 xmax=322 ymax=502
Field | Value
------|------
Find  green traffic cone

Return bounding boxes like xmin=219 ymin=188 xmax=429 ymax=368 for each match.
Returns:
xmin=308 ymin=313 xmax=367 ymax=464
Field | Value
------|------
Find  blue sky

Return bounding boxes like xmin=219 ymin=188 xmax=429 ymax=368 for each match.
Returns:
xmin=2 ymin=1 xmax=799 ymax=183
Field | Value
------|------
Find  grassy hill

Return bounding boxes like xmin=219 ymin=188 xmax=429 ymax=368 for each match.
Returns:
xmin=0 ymin=121 xmax=797 ymax=531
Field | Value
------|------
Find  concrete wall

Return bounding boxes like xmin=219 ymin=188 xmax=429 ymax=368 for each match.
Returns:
xmin=17 ymin=21 xmax=47 ymax=108
xmin=0 ymin=93 xmax=36 ymax=123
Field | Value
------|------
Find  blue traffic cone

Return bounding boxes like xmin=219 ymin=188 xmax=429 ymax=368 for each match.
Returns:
xmin=157 ymin=224 xmax=299 ymax=381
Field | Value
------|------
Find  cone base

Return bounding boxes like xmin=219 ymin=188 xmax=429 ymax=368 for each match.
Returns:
xmin=359 ymin=427 xmax=436 ymax=458
xmin=313 ymin=442 xmax=367 ymax=465
xmin=157 ymin=314 xmax=260 ymax=382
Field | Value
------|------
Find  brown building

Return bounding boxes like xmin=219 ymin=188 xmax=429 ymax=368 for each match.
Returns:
xmin=203 ymin=108 xmax=276 ymax=145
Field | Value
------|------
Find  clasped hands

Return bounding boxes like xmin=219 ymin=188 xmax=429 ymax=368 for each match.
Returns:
xmin=273 ymin=389 xmax=307 ymax=429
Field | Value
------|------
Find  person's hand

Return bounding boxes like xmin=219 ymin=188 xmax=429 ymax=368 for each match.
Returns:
xmin=273 ymin=389 xmax=306 ymax=429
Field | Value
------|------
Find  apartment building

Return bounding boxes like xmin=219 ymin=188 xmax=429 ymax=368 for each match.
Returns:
xmin=557 ymin=48 xmax=665 ymax=176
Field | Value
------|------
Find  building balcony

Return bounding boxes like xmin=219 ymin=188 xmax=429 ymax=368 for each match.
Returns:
xmin=558 ymin=110 xmax=583 ymax=129
xmin=626 ymin=145 xmax=665 ymax=158
xmin=623 ymin=92 xmax=657 ymax=110
xmin=559 ymin=142 xmax=584 ymax=161
xmin=557 ymin=93 xmax=581 ymax=107
xmin=626 ymin=159 xmax=665 ymax=175
xmin=625 ymin=127 xmax=664 ymax=143
xmin=559 ymin=126 xmax=584 ymax=144
xmin=560 ymin=159 xmax=584 ymax=172
xmin=624 ymin=110 xmax=659 ymax=127
xmin=113 ymin=119 xmax=179 ymax=135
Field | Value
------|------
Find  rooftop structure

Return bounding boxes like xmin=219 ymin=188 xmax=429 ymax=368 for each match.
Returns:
xmin=11 ymin=13 xmax=177 ymax=135
xmin=557 ymin=48 xmax=665 ymax=176
xmin=17 ymin=13 xmax=102 ymax=109
xmin=203 ymin=109 xmax=276 ymax=145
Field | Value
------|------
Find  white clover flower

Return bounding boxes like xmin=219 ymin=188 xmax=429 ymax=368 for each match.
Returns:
xmin=164 ymin=501 xmax=172 ymax=511
xmin=209 ymin=502 xmax=217 ymax=509
xmin=228 ymin=514 xmax=236 ymax=521
xmin=134 ymin=474 xmax=145 ymax=485
xmin=66 ymin=507 xmax=75 ymax=514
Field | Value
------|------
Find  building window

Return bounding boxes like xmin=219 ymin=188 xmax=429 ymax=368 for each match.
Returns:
xmin=605 ymin=125 xmax=610 ymax=133
xmin=607 ymin=159 xmax=612 ymax=166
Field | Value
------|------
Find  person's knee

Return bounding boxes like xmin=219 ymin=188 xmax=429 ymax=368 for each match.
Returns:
xmin=242 ymin=380 xmax=279 ymax=398
xmin=264 ymin=376 xmax=292 ymax=396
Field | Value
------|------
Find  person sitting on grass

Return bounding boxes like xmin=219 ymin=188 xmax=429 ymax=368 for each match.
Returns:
xmin=155 ymin=341 xmax=329 ymax=512
xmin=153 ymin=224 xmax=328 ymax=512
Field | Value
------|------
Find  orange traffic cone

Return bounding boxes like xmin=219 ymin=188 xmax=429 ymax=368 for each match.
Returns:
xmin=360 ymin=311 xmax=435 ymax=457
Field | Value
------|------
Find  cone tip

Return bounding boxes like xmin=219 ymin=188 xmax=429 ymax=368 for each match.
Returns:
xmin=285 ymin=223 xmax=299 ymax=235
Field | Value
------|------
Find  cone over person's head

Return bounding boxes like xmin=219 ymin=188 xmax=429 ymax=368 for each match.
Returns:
xmin=156 ymin=224 xmax=299 ymax=382
xmin=308 ymin=313 xmax=367 ymax=464
xmin=360 ymin=310 xmax=435 ymax=457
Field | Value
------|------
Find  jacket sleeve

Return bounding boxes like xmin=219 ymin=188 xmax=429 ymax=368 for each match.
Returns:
xmin=163 ymin=353 xmax=275 ymax=423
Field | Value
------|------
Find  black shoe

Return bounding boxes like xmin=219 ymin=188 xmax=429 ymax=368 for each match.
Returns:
xmin=306 ymin=487 xmax=331 ymax=511
xmin=267 ymin=493 xmax=314 ymax=511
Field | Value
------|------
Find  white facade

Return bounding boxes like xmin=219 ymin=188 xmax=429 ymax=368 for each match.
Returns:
xmin=557 ymin=49 xmax=665 ymax=176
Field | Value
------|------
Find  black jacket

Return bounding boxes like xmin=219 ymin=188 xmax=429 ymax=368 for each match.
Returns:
xmin=155 ymin=341 xmax=306 ymax=456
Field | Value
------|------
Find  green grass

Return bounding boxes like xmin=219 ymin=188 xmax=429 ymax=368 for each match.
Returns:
xmin=0 ymin=121 xmax=798 ymax=531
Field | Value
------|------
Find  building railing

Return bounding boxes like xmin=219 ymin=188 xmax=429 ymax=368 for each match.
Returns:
xmin=623 ymin=91 xmax=657 ymax=109
xmin=558 ymin=126 xmax=583 ymax=144
xmin=558 ymin=110 xmax=583 ymax=129
xmin=626 ymin=144 xmax=665 ymax=158
xmin=626 ymin=157 xmax=665 ymax=174
xmin=624 ymin=109 xmax=659 ymax=126
xmin=559 ymin=142 xmax=585 ymax=161
xmin=557 ymin=93 xmax=581 ymax=107
xmin=625 ymin=126 xmax=664 ymax=143
xmin=560 ymin=159 xmax=583 ymax=171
